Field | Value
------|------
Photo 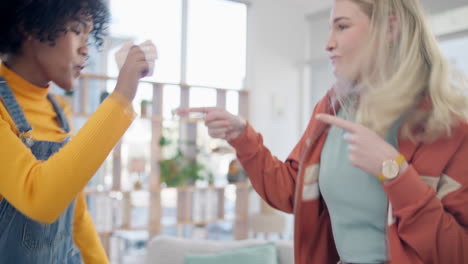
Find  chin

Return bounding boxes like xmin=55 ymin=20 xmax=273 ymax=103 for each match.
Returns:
xmin=54 ymin=79 xmax=76 ymax=91
xmin=334 ymin=69 xmax=357 ymax=83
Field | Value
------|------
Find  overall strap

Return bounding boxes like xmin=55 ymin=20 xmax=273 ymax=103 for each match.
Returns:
xmin=0 ymin=77 xmax=33 ymax=134
xmin=47 ymin=94 xmax=70 ymax=133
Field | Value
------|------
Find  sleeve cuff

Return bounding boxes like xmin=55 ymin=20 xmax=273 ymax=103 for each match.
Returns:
xmin=383 ymin=165 xmax=433 ymax=211
xmin=108 ymin=91 xmax=137 ymax=120
xmin=228 ymin=122 xmax=261 ymax=158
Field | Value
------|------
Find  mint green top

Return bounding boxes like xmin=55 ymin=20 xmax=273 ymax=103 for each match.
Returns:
xmin=319 ymin=108 xmax=401 ymax=264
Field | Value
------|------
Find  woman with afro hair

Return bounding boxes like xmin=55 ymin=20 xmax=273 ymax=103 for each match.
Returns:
xmin=0 ymin=0 xmax=156 ymax=263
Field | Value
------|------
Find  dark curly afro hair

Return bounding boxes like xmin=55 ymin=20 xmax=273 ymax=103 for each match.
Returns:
xmin=0 ymin=0 xmax=110 ymax=55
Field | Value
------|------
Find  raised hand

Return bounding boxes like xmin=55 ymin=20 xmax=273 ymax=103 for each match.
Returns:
xmin=316 ymin=114 xmax=406 ymax=178
xmin=177 ymin=107 xmax=247 ymax=141
xmin=115 ymin=41 xmax=157 ymax=101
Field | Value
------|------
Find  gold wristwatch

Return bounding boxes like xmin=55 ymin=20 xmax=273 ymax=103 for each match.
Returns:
xmin=377 ymin=154 xmax=406 ymax=182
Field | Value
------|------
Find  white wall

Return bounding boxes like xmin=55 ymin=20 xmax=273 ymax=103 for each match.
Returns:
xmin=244 ymin=1 xmax=309 ymax=239
xmin=245 ymin=0 xmax=308 ymax=160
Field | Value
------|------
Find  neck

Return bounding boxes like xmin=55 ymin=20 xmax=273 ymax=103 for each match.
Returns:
xmin=3 ymin=53 xmax=49 ymax=88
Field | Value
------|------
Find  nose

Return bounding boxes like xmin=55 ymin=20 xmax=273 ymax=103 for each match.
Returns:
xmin=79 ymin=46 xmax=88 ymax=57
xmin=79 ymin=39 xmax=89 ymax=58
xmin=326 ymin=33 xmax=336 ymax=53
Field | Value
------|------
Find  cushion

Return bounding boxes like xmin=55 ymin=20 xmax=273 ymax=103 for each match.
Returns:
xmin=184 ymin=242 xmax=278 ymax=264
xmin=146 ymin=236 xmax=270 ymax=264
xmin=275 ymin=240 xmax=294 ymax=264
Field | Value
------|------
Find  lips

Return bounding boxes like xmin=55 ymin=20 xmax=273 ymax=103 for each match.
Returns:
xmin=73 ymin=65 xmax=85 ymax=77
xmin=330 ymin=56 xmax=340 ymax=64
xmin=76 ymin=65 xmax=85 ymax=71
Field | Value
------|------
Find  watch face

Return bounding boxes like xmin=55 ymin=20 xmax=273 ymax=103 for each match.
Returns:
xmin=382 ymin=160 xmax=399 ymax=179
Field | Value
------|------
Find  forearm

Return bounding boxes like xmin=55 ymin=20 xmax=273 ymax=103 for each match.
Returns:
xmin=229 ymin=122 xmax=297 ymax=213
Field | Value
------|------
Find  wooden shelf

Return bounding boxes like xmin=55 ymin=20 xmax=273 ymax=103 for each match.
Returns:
xmin=96 ymin=216 xmax=245 ymax=234
xmin=85 ymin=182 xmax=249 ymax=195
xmin=84 ymin=188 xmax=159 ymax=195
xmin=72 ymin=112 xmax=203 ymax=124
xmin=74 ymin=74 xmax=250 ymax=257
xmin=97 ymin=226 xmax=159 ymax=235
xmin=79 ymin=73 xmax=248 ymax=93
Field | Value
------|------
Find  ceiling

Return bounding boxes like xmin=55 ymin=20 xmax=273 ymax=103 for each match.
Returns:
xmin=292 ymin=0 xmax=468 ymax=16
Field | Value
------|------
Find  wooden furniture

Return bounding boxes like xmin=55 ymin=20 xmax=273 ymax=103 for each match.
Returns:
xmin=71 ymin=74 xmax=250 ymax=258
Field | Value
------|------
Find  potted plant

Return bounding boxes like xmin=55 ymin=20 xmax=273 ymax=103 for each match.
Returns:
xmin=158 ymin=135 xmax=206 ymax=187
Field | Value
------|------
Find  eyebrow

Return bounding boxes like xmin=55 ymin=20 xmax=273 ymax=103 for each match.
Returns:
xmin=333 ymin=17 xmax=351 ymax=24
xmin=76 ymin=19 xmax=93 ymax=32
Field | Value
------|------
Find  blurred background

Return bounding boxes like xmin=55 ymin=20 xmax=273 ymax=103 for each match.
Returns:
xmin=55 ymin=0 xmax=468 ymax=263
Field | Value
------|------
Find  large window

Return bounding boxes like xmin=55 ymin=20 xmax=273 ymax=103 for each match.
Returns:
xmin=106 ymin=0 xmax=247 ymax=123
xmin=107 ymin=0 xmax=247 ymax=91
xmin=186 ymin=0 xmax=247 ymax=89
xmin=108 ymin=0 xmax=182 ymax=84
xmin=88 ymin=2 xmax=249 ymax=257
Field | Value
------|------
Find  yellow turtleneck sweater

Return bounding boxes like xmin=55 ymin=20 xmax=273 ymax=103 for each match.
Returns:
xmin=0 ymin=64 xmax=136 ymax=263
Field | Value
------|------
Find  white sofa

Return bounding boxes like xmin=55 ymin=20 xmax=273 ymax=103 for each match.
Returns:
xmin=145 ymin=236 xmax=294 ymax=264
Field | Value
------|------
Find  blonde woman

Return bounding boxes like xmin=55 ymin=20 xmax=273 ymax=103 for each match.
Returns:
xmin=179 ymin=0 xmax=468 ymax=263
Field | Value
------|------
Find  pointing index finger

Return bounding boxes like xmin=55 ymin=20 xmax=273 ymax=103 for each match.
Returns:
xmin=176 ymin=107 xmax=217 ymax=115
xmin=316 ymin=114 xmax=358 ymax=133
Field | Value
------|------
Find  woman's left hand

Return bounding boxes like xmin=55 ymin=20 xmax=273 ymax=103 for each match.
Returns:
xmin=316 ymin=113 xmax=401 ymax=177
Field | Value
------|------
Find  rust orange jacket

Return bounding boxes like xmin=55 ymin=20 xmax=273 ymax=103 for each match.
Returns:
xmin=229 ymin=90 xmax=468 ymax=264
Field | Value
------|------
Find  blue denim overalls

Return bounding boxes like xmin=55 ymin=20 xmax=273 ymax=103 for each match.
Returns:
xmin=0 ymin=77 xmax=83 ymax=263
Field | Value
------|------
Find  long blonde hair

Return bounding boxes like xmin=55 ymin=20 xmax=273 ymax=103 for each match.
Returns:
xmin=336 ymin=0 xmax=468 ymax=141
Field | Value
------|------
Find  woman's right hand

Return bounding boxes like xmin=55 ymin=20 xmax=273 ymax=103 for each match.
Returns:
xmin=115 ymin=45 xmax=154 ymax=101
xmin=177 ymin=107 xmax=247 ymax=141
